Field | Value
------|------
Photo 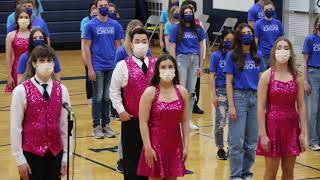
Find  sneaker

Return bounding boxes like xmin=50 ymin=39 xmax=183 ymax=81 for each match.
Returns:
xmin=190 ymin=122 xmax=199 ymax=131
xmin=309 ymin=144 xmax=320 ymax=151
xmin=243 ymin=176 xmax=254 ymax=180
xmin=103 ymin=126 xmax=116 ymax=138
xmin=111 ymin=110 xmax=120 ymax=119
xmin=216 ymin=149 xmax=227 ymax=160
xmin=193 ymin=105 xmax=204 ymax=114
xmin=92 ymin=125 xmax=104 ymax=139
xmin=87 ymin=98 xmax=92 ymax=105
xmin=116 ymin=159 xmax=124 ymax=173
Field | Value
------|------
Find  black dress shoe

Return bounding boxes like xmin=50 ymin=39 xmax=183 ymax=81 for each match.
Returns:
xmin=193 ymin=105 xmax=204 ymax=114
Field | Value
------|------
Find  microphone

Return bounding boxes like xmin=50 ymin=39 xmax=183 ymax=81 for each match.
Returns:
xmin=63 ymin=102 xmax=73 ymax=114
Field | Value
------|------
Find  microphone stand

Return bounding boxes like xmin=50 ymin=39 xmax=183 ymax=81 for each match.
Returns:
xmin=67 ymin=111 xmax=74 ymax=180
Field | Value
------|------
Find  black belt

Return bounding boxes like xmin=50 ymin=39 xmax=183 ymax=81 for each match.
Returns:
xmin=308 ymin=66 xmax=320 ymax=69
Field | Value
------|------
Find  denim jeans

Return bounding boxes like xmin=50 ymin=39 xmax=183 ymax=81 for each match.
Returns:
xmin=306 ymin=67 xmax=320 ymax=146
xmin=229 ymin=90 xmax=258 ymax=179
xmin=176 ymin=54 xmax=199 ymax=121
xmin=92 ymin=70 xmax=113 ymax=127
xmin=214 ymin=88 xmax=228 ymax=148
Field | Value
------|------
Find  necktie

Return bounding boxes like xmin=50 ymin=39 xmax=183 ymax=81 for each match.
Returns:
xmin=41 ymin=84 xmax=49 ymax=101
xmin=134 ymin=56 xmax=148 ymax=75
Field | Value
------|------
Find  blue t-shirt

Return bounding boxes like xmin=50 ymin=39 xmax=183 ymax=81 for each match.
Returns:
xmin=164 ymin=21 xmax=173 ymax=35
xmin=160 ymin=10 xmax=169 ymax=24
xmin=7 ymin=16 xmax=50 ymax=37
xmin=224 ymin=51 xmax=265 ymax=90
xmin=83 ymin=17 xmax=122 ymax=70
xmin=80 ymin=16 xmax=90 ymax=38
xmin=209 ymin=50 xmax=227 ymax=88
xmin=248 ymin=3 xmax=265 ymax=22
xmin=254 ymin=18 xmax=284 ymax=58
xmin=115 ymin=45 xmax=152 ymax=63
xmin=17 ymin=52 xmax=61 ymax=74
xmin=6 ymin=12 xmax=15 ymax=32
xmin=303 ymin=34 xmax=320 ymax=67
xmin=169 ymin=24 xmax=206 ymax=55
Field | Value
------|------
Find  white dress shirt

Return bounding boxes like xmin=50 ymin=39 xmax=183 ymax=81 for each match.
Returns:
xmin=10 ymin=75 xmax=70 ymax=166
xmin=110 ymin=56 xmax=150 ymax=114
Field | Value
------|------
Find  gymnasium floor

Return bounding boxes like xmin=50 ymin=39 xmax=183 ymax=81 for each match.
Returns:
xmin=0 ymin=49 xmax=319 ymax=180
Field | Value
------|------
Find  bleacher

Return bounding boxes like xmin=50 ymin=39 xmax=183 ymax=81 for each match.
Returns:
xmin=0 ymin=0 xmax=136 ymax=51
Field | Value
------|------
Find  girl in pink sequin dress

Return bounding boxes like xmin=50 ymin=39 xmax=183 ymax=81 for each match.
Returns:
xmin=256 ymin=37 xmax=307 ymax=179
xmin=5 ymin=8 xmax=31 ymax=92
xmin=137 ymin=54 xmax=190 ymax=179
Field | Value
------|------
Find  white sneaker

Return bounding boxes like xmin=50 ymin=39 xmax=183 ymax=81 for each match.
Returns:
xmin=309 ymin=144 xmax=320 ymax=151
xmin=87 ymin=98 xmax=92 ymax=105
xmin=190 ymin=122 xmax=199 ymax=131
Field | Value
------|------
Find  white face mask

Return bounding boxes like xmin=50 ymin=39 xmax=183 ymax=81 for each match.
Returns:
xmin=159 ymin=69 xmax=175 ymax=82
xmin=132 ymin=43 xmax=148 ymax=58
xmin=36 ymin=63 xmax=54 ymax=77
xmin=18 ymin=18 xmax=30 ymax=29
xmin=275 ymin=49 xmax=290 ymax=64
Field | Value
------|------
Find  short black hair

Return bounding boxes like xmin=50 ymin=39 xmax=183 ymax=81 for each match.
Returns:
xmin=181 ymin=0 xmax=197 ymax=12
xmin=130 ymin=28 xmax=149 ymax=42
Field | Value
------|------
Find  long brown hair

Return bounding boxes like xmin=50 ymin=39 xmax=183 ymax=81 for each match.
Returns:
xmin=25 ymin=45 xmax=56 ymax=79
xmin=177 ymin=5 xmax=199 ymax=43
xmin=232 ymin=23 xmax=260 ymax=71
xmin=314 ymin=15 xmax=320 ymax=34
xmin=269 ymin=37 xmax=298 ymax=75
xmin=169 ymin=6 xmax=179 ymax=24
xmin=14 ymin=8 xmax=32 ymax=30
xmin=124 ymin=19 xmax=143 ymax=56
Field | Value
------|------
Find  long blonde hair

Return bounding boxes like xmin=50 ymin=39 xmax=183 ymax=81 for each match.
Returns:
xmin=124 ymin=19 xmax=144 ymax=56
xmin=269 ymin=37 xmax=298 ymax=76
xmin=169 ymin=6 xmax=179 ymax=24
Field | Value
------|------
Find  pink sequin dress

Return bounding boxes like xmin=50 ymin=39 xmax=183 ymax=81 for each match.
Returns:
xmin=256 ymin=67 xmax=301 ymax=157
xmin=137 ymin=85 xmax=186 ymax=178
xmin=5 ymin=30 xmax=29 ymax=92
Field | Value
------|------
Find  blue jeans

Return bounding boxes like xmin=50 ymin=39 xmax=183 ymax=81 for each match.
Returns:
xmin=92 ymin=70 xmax=113 ymax=127
xmin=229 ymin=90 xmax=258 ymax=179
xmin=176 ymin=54 xmax=199 ymax=121
xmin=214 ymin=88 xmax=228 ymax=148
xmin=306 ymin=67 xmax=320 ymax=145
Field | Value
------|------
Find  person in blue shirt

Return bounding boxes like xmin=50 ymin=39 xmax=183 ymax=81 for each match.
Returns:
xmin=34 ymin=0 xmax=43 ymax=17
xmin=108 ymin=3 xmax=125 ymax=41
xmin=17 ymin=28 xmax=61 ymax=84
xmin=254 ymin=0 xmax=284 ymax=66
xmin=169 ymin=4 xmax=206 ymax=130
xmin=224 ymin=23 xmax=265 ymax=180
xmin=303 ymin=15 xmax=320 ymax=151
xmin=83 ymin=0 xmax=122 ymax=139
xmin=7 ymin=0 xmax=51 ymax=45
xmin=115 ymin=20 xmax=152 ymax=63
xmin=209 ymin=29 xmax=234 ymax=161
xmin=248 ymin=0 xmax=265 ymax=28
xmin=164 ymin=6 xmax=180 ymax=51
xmin=159 ymin=0 xmax=179 ymax=52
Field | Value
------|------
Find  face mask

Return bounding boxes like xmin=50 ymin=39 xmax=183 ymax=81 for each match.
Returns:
xmin=184 ymin=14 xmax=194 ymax=22
xmin=171 ymin=1 xmax=179 ymax=7
xmin=99 ymin=7 xmax=108 ymax=16
xmin=32 ymin=39 xmax=45 ymax=46
xmin=223 ymin=40 xmax=233 ymax=49
xmin=275 ymin=49 xmax=290 ymax=63
xmin=159 ymin=69 xmax=175 ymax=82
xmin=133 ymin=43 xmax=148 ymax=58
xmin=18 ymin=18 xmax=30 ymax=29
xmin=264 ymin=9 xmax=275 ymax=18
xmin=36 ymin=62 xmax=54 ymax=77
xmin=25 ymin=7 xmax=33 ymax=16
xmin=108 ymin=12 xmax=117 ymax=19
xmin=240 ymin=34 xmax=253 ymax=45
xmin=173 ymin=12 xmax=180 ymax=20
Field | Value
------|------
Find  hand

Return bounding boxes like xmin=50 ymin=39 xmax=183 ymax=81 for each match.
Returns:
xmin=60 ymin=161 xmax=67 ymax=177
xmin=88 ymin=68 xmax=96 ymax=81
xmin=183 ymin=147 xmax=188 ymax=162
xmin=7 ymin=75 xmax=15 ymax=87
xmin=229 ymin=106 xmax=237 ymax=120
xmin=144 ymin=147 xmax=157 ymax=168
xmin=299 ymin=133 xmax=306 ymax=153
xmin=260 ymin=135 xmax=270 ymax=152
xmin=119 ymin=111 xmax=133 ymax=122
xmin=159 ymin=40 xmax=164 ymax=50
xmin=18 ymin=163 xmax=32 ymax=180
xmin=304 ymin=81 xmax=311 ymax=96
xmin=212 ymin=95 xmax=219 ymax=108
xmin=196 ymin=68 xmax=203 ymax=77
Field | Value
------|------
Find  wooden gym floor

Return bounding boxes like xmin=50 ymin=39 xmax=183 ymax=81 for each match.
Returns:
xmin=0 ymin=48 xmax=319 ymax=180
